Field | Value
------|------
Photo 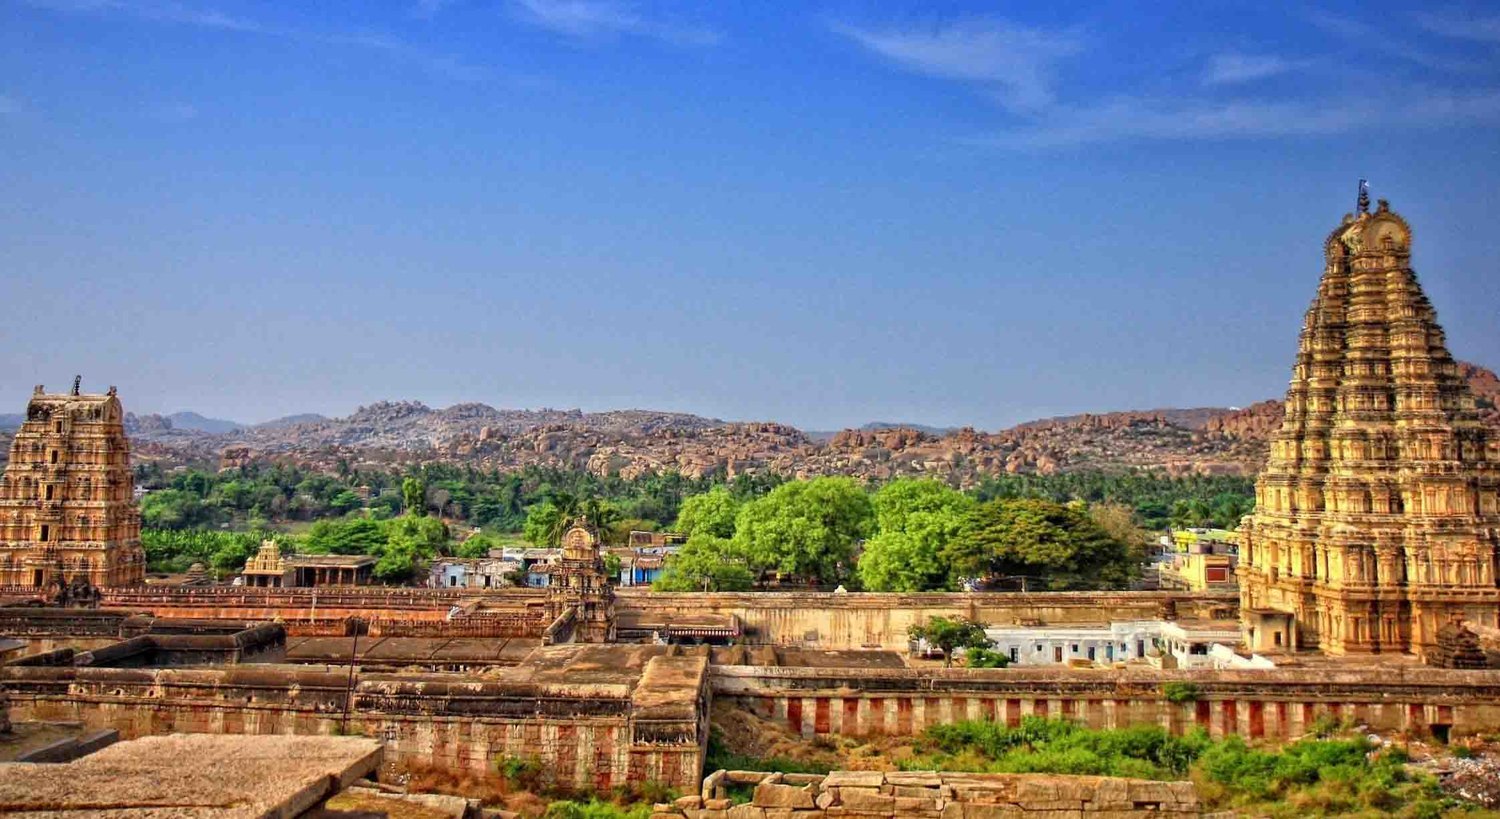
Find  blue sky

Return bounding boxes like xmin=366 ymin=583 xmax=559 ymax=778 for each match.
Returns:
xmin=2 ymin=1 xmax=1498 ymax=429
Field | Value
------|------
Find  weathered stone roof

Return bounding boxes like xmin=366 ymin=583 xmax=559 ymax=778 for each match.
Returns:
xmin=0 ymin=733 xmax=382 ymax=817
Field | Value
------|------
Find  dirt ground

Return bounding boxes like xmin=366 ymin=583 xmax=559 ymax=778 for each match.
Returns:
xmin=709 ymin=699 xmax=919 ymax=771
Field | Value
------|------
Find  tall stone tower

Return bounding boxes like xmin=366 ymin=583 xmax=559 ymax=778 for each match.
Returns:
xmin=545 ymin=518 xmax=616 ymax=643
xmin=1239 ymin=199 xmax=1500 ymax=659
xmin=0 ymin=381 xmax=145 ymax=589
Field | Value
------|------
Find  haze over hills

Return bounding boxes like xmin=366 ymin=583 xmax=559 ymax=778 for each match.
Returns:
xmin=4 ymin=363 xmax=1496 ymax=483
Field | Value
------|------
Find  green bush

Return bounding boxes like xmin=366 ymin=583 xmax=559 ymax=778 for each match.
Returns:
xmin=1162 ymin=682 xmax=1201 ymax=703
xmin=965 ymin=647 xmax=1010 ymax=668
xmin=542 ymin=799 xmax=652 ymax=819
xmin=496 ymin=754 xmax=547 ymax=791
xmin=906 ymin=717 xmax=1464 ymax=817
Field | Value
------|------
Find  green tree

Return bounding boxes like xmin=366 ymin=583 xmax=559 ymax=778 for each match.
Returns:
xmin=402 ymin=478 xmax=427 ymax=516
xmin=653 ymin=534 xmax=755 ymax=592
xmin=140 ymin=489 xmax=218 ymax=530
xmin=523 ymin=501 xmax=565 ymax=547
xmin=858 ymin=479 xmax=974 ymax=591
xmin=674 ymin=487 xmax=741 ymax=540
xmin=945 ymin=498 xmax=1133 ymax=590
xmin=909 ymin=616 xmax=991 ymax=667
xmin=731 ymin=477 xmax=874 ymax=585
xmin=302 ymin=517 xmax=386 ymax=555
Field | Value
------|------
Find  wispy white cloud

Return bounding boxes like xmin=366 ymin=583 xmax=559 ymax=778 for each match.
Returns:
xmin=1307 ymin=10 xmax=1476 ymax=72
xmin=23 ymin=0 xmax=265 ymax=32
xmin=832 ymin=18 xmax=1081 ymax=112
xmin=511 ymin=0 xmax=719 ymax=46
xmin=1416 ymin=9 xmax=1500 ymax=43
xmin=967 ymin=87 xmax=1500 ymax=149
xmin=1202 ymin=52 xmax=1302 ymax=85
xmin=22 ymin=0 xmax=490 ymax=80
xmin=834 ymin=11 xmax=1500 ymax=149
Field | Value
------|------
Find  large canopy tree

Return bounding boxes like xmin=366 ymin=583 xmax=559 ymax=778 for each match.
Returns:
xmin=857 ymin=479 xmax=975 ymax=592
xmin=732 ymin=476 xmax=874 ymax=585
xmin=944 ymin=498 xmax=1135 ymax=590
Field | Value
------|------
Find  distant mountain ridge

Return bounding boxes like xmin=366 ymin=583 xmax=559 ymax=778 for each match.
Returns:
xmin=166 ymin=411 xmax=245 ymax=434
xmin=11 ymin=362 xmax=1497 ymax=482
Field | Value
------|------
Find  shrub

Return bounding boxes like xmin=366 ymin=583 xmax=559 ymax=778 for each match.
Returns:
xmin=543 ymin=799 xmax=653 ymax=819
xmin=966 ymin=647 xmax=1010 ymax=668
xmin=496 ymin=754 xmax=547 ymax=792
xmin=1162 ymin=682 xmax=1200 ymax=703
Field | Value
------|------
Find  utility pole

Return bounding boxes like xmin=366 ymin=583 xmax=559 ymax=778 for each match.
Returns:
xmin=340 ymin=618 xmax=364 ymax=735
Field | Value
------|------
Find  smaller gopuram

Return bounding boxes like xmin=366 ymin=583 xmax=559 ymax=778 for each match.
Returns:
xmin=0 ymin=379 xmax=145 ymax=589
xmin=240 ymin=540 xmax=376 ymax=588
xmin=546 ymin=518 xmax=616 ymax=643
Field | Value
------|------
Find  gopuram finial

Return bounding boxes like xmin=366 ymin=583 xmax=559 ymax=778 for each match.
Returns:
xmin=72 ymin=375 xmax=82 ymax=396
xmin=1356 ymin=178 xmax=1370 ymax=215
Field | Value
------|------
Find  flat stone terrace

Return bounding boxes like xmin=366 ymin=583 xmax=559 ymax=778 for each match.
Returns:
xmin=284 ymin=635 xmax=540 ymax=671
xmin=0 ymin=643 xmax=712 ymax=790
xmin=0 ymin=733 xmax=382 ymax=817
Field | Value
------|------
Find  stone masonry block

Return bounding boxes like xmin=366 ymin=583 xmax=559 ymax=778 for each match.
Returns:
xmin=886 ymin=772 xmax=942 ymax=788
xmin=822 ymin=772 xmax=885 ymax=789
xmin=895 ymin=796 xmax=939 ymax=812
xmin=726 ymin=804 xmax=765 ymax=819
xmin=754 ymin=783 xmax=816 ymax=810
xmin=839 ymin=789 xmax=895 ymax=813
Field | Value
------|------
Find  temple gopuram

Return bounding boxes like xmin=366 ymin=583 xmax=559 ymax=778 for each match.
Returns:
xmin=0 ymin=379 xmax=145 ymax=589
xmin=545 ymin=517 xmax=617 ymax=643
xmin=1239 ymin=195 xmax=1500 ymax=659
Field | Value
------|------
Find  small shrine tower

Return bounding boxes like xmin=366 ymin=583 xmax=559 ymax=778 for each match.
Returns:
xmin=546 ymin=517 xmax=617 ymax=643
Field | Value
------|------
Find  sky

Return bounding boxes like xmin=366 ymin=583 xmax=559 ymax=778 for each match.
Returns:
xmin=1 ymin=1 xmax=1499 ymax=431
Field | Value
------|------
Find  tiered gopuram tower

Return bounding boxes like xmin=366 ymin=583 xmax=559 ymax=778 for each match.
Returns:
xmin=0 ymin=380 xmax=145 ymax=589
xmin=545 ymin=517 xmax=617 ymax=643
xmin=1239 ymin=197 xmax=1500 ymax=659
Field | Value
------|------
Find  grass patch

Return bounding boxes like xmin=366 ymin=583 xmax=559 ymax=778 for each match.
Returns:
xmin=704 ymin=731 xmax=833 ymax=776
xmin=903 ymin=716 xmax=1484 ymax=818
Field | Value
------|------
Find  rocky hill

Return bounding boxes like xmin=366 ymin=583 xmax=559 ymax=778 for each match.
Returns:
xmin=7 ymin=363 xmax=1497 ymax=482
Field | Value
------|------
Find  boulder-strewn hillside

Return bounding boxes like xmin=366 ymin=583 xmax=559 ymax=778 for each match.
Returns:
xmin=6 ymin=363 xmax=1497 ymax=482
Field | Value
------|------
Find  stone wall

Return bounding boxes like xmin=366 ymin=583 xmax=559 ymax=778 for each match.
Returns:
xmin=97 ymin=587 xmax=550 ymax=637
xmin=618 ymin=590 xmax=1238 ymax=651
xmin=0 ymin=650 xmax=709 ymax=791
xmin=659 ymin=770 xmax=1199 ymax=819
xmin=85 ymin=587 xmax=1238 ymax=649
xmin=712 ymin=665 xmax=1500 ymax=741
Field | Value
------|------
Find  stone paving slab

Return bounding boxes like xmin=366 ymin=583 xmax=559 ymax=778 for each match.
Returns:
xmin=0 ymin=733 xmax=383 ymax=818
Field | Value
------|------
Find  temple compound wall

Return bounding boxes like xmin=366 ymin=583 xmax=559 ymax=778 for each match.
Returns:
xmin=617 ymin=590 xmax=1238 ymax=651
xmin=0 ymin=381 xmax=145 ymax=588
xmin=711 ymin=665 xmax=1500 ymax=742
xmin=96 ymin=587 xmax=552 ymax=637
xmin=84 ymin=587 xmax=1239 ymax=649
xmin=0 ymin=644 xmax=710 ymax=792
